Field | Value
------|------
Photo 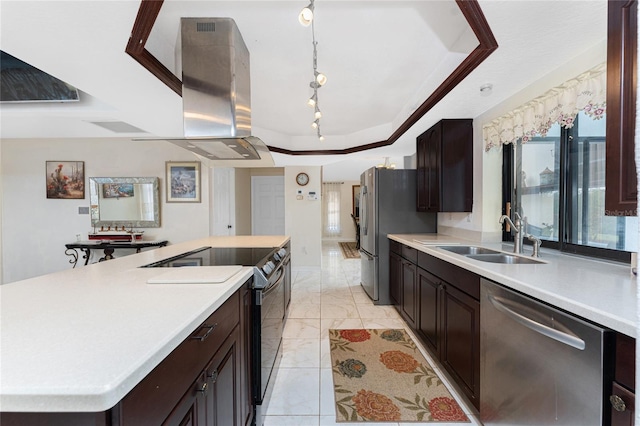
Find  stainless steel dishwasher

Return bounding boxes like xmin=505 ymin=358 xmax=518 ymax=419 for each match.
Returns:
xmin=480 ymin=279 xmax=611 ymax=425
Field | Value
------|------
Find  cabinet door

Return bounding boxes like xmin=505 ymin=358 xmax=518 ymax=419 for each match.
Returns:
xmin=610 ymin=382 xmax=635 ymax=426
xmin=389 ymin=251 xmax=402 ymax=306
xmin=416 ymin=125 xmax=440 ymax=212
xmin=163 ymin=373 xmax=207 ymax=426
xmin=205 ymin=327 xmax=242 ymax=426
xmin=606 ymin=0 xmax=638 ymax=215
xmin=441 ymin=284 xmax=480 ymax=409
xmin=401 ymin=260 xmax=417 ymax=328
xmin=417 ymin=268 xmax=441 ymax=357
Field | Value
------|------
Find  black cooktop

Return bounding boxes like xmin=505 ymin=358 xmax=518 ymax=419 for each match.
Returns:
xmin=141 ymin=246 xmax=276 ymax=268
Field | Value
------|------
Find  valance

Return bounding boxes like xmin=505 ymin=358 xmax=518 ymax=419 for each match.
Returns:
xmin=483 ymin=62 xmax=606 ymax=151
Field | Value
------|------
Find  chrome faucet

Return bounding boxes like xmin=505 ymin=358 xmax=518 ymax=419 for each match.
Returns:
xmin=499 ymin=212 xmax=523 ymax=254
xmin=527 ymin=234 xmax=542 ymax=258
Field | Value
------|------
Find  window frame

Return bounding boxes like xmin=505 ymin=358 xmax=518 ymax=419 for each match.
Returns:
xmin=503 ymin=118 xmax=632 ymax=263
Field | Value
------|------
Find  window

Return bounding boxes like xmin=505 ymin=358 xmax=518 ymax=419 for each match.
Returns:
xmin=322 ymin=182 xmax=342 ymax=237
xmin=504 ymin=112 xmax=637 ymax=261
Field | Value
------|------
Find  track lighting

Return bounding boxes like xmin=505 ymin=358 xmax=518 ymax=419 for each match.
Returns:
xmin=299 ymin=0 xmax=326 ymax=141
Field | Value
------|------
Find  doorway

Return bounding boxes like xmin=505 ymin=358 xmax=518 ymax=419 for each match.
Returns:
xmin=251 ymin=176 xmax=285 ymax=235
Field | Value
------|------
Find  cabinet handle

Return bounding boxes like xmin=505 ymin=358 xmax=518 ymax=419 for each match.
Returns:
xmin=197 ymin=381 xmax=208 ymax=395
xmin=610 ymin=395 xmax=626 ymax=412
xmin=191 ymin=323 xmax=218 ymax=341
xmin=208 ymin=369 xmax=219 ymax=384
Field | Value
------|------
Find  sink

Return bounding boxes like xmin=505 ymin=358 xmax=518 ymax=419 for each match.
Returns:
xmin=466 ymin=253 xmax=544 ymax=265
xmin=439 ymin=246 xmax=501 ymax=255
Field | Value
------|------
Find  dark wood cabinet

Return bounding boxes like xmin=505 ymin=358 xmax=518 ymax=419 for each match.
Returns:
xmin=417 ymin=268 xmax=441 ymax=357
xmin=390 ymin=242 xmax=418 ymax=329
xmin=401 ymin=259 xmax=418 ymax=328
xmin=416 ymin=119 xmax=473 ymax=212
xmin=440 ymin=284 xmax=480 ymax=409
xmin=610 ymin=333 xmax=636 ymax=425
xmin=606 ymin=0 xmax=638 ymax=216
xmin=388 ymin=239 xmax=480 ymax=409
xmin=163 ymin=372 xmax=207 ymax=426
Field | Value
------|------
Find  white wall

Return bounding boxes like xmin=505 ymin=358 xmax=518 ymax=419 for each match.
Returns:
xmin=1 ymin=138 xmax=210 ymax=283
xmin=284 ymin=166 xmax=322 ymax=269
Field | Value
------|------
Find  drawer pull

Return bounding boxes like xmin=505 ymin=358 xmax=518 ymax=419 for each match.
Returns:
xmin=197 ymin=381 xmax=208 ymax=395
xmin=610 ymin=395 xmax=626 ymax=412
xmin=208 ymin=369 xmax=219 ymax=384
xmin=191 ymin=323 xmax=218 ymax=341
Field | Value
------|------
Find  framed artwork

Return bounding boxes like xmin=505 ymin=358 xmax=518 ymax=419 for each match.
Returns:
xmin=166 ymin=161 xmax=201 ymax=203
xmin=102 ymin=183 xmax=134 ymax=198
xmin=46 ymin=161 xmax=85 ymax=199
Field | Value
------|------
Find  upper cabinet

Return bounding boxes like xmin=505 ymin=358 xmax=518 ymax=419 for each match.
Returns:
xmin=416 ymin=119 xmax=473 ymax=212
xmin=606 ymin=0 xmax=638 ymax=215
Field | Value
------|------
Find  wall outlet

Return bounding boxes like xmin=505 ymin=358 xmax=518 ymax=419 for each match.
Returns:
xmin=78 ymin=206 xmax=90 ymax=215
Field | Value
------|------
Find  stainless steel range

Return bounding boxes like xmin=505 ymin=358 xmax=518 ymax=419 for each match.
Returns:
xmin=141 ymin=243 xmax=291 ymax=426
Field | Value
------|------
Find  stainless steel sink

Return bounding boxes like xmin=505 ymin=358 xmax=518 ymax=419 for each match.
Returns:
xmin=439 ymin=246 xmax=501 ymax=255
xmin=466 ymin=253 xmax=544 ymax=264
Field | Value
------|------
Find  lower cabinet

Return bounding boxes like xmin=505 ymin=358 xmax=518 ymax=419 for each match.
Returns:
xmin=440 ymin=284 xmax=480 ymax=408
xmin=610 ymin=333 xmax=636 ymax=426
xmin=389 ymin=239 xmax=480 ymax=410
xmin=417 ymin=268 xmax=441 ymax=357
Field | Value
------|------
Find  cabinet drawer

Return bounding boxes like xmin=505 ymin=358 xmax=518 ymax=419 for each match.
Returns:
xmin=418 ymin=251 xmax=479 ymax=300
xmin=119 ymin=289 xmax=241 ymax=425
xmin=401 ymin=244 xmax=418 ymax=264
xmin=390 ymin=240 xmax=402 ymax=255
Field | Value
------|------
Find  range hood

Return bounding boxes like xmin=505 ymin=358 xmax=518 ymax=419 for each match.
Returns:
xmin=158 ymin=18 xmax=274 ymax=167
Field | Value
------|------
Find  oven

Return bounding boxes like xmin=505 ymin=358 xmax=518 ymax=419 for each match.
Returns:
xmin=140 ymin=242 xmax=291 ymax=426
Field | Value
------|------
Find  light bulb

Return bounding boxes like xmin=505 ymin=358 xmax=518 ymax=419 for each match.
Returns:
xmin=315 ymin=72 xmax=327 ymax=86
xmin=298 ymin=5 xmax=313 ymax=26
xmin=314 ymin=109 xmax=322 ymax=119
xmin=311 ymin=120 xmax=319 ymax=129
xmin=319 ymin=134 xmax=325 ymax=141
xmin=307 ymin=93 xmax=317 ymax=107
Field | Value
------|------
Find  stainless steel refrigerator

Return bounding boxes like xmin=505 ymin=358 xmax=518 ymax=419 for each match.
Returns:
xmin=359 ymin=167 xmax=436 ymax=304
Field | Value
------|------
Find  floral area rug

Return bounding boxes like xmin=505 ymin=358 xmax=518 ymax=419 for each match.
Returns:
xmin=339 ymin=242 xmax=360 ymax=259
xmin=329 ymin=329 xmax=469 ymax=423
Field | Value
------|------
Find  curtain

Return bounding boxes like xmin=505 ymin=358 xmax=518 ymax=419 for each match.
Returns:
xmin=483 ymin=62 xmax=606 ymax=151
xmin=322 ymin=182 xmax=342 ymax=237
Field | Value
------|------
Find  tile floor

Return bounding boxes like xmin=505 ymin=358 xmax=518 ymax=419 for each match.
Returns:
xmin=263 ymin=241 xmax=482 ymax=426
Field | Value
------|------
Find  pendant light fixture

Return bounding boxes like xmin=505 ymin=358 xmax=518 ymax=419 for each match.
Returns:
xmin=299 ymin=0 xmax=326 ymax=141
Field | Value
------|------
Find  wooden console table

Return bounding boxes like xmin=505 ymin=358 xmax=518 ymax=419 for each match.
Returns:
xmin=65 ymin=240 xmax=169 ymax=268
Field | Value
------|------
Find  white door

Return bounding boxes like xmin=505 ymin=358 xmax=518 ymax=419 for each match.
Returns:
xmin=212 ymin=168 xmax=235 ymax=236
xmin=251 ymin=176 xmax=285 ymax=235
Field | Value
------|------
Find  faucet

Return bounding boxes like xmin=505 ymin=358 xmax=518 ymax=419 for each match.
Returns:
xmin=527 ymin=234 xmax=542 ymax=258
xmin=499 ymin=212 xmax=523 ymax=254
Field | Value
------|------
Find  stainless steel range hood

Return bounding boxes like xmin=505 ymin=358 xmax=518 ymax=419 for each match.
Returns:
xmin=154 ymin=18 xmax=273 ymax=167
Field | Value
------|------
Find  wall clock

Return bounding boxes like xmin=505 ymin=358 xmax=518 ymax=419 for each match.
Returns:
xmin=296 ymin=172 xmax=309 ymax=186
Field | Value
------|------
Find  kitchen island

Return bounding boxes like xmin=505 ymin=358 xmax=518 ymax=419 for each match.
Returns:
xmin=0 ymin=235 xmax=288 ymax=423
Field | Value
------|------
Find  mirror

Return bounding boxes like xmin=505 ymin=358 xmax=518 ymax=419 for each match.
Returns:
xmin=89 ymin=177 xmax=160 ymax=228
xmin=352 ymin=185 xmax=361 ymax=218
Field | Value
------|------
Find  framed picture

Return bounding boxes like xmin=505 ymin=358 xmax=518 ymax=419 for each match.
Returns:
xmin=46 ymin=161 xmax=85 ymax=199
xmin=102 ymin=183 xmax=134 ymax=198
xmin=166 ymin=161 xmax=201 ymax=203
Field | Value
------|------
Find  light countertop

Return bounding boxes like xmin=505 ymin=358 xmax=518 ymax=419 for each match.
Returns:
xmin=389 ymin=234 xmax=637 ymax=338
xmin=0 ymin=235 xmax=288 ymax=413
